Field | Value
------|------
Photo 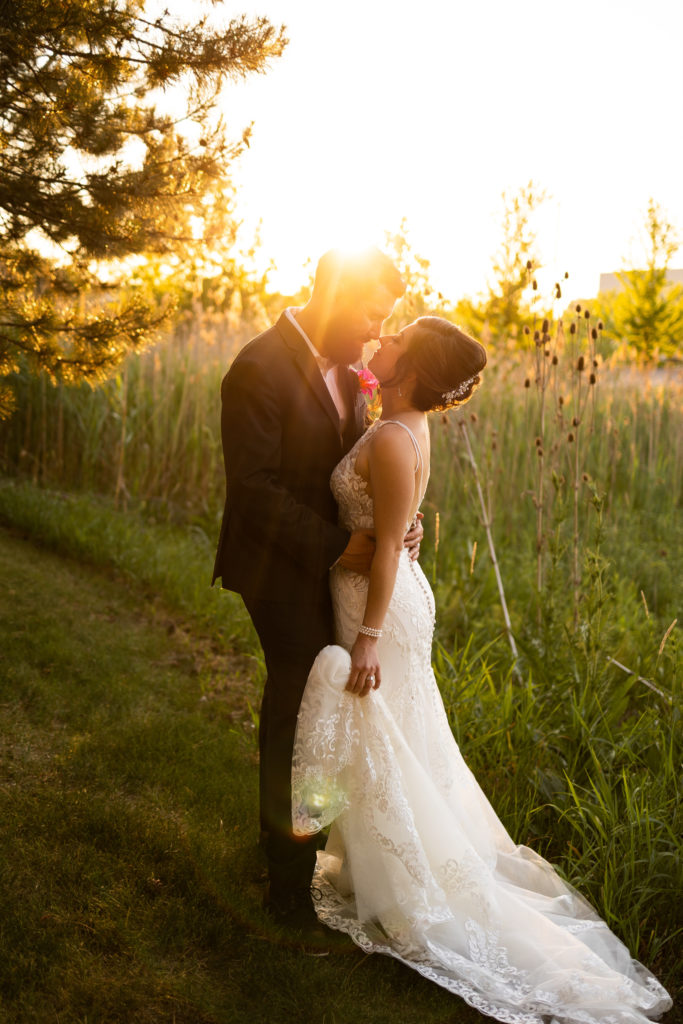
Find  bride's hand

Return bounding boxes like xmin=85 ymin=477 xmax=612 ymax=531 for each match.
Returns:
xmin=346 ymin=634 xmax=381 ymax=697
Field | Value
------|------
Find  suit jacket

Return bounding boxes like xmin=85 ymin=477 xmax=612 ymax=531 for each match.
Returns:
xmin=212 ymin=312 xmax=367 ymax=604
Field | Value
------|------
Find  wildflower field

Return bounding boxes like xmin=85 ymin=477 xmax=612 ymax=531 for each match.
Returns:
xmin=0 ymin=308 xmax=681 ymax=1010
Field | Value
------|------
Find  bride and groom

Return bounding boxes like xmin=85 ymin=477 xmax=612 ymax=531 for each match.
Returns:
xmin=212 ymin=248 xmax=671 ymax=1023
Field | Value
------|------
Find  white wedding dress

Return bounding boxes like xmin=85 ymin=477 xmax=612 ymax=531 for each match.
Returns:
xmin=292 ymin=419 xmax=672 ymax=1024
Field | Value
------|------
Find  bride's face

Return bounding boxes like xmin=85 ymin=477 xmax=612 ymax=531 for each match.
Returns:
xmin=369 ymin=324 xmax=418 ymax=385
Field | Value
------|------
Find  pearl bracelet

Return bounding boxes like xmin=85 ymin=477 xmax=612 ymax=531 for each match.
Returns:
xmin=358 ymin=624 xmax=383 ymax=638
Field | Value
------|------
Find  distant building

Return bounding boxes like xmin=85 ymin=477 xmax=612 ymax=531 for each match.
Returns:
xmin=599 ymin=269 xmax=683 ymax=293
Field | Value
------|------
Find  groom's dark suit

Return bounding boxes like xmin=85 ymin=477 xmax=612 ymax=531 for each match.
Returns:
xmin=212 ymin=311 xmax=366 ymax=894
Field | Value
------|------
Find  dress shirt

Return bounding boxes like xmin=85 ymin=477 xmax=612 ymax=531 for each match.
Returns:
xmin=285 ymin=308 xmax=347 ymax=430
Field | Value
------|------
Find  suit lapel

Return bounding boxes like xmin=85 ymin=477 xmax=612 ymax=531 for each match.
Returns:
xmin=277 ymin=312 xmax=341 ymax=432
xmin=340 ymin=365 xmax=366 ymax=449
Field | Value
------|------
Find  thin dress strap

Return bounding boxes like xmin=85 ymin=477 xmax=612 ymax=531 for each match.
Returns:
xmin=378 ymin=419 xmax=422 ymax=475
xmin=369 ymin=419 xmax=429 ymax=526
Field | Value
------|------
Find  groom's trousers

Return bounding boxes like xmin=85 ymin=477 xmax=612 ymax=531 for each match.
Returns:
xmin=244 ymin=588 xmax=335 ymax=897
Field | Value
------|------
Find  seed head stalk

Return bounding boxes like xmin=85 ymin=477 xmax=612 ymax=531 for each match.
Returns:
xmin=573 ymin=346 xmax=583 ymax=632
xmin=535 ymin=327 xmax=549 ymax=604
xmin=458 ymin=418 xmax=520 ymax=673
xmin=570 ymin=308 xmax=598 ymax=632
xmin=432 ymin=510 xmax=440 ymax=585
xmin=526 ymin=301 xmax=557 ymax=618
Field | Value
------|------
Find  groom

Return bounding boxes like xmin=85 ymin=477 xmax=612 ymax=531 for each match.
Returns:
xmin=212 ymin=247 xmax=410 ymax=939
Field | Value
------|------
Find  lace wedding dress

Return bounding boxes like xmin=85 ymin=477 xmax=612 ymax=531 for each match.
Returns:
xmin=292 ymin=420 xmax=672 ymax=1024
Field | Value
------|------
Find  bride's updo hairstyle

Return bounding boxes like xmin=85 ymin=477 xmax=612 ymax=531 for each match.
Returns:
xmin=395 ymin=317 xmax=487 ymax=412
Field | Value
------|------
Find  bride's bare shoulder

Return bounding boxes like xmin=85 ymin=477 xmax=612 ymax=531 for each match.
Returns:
xmin=367 ymin=421 xmax=419 ymax=471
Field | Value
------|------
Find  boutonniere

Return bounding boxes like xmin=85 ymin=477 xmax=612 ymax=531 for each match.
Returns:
xmin=354 ymin=367 xmax=379 ymax=397
xmin=354 ymin=367 xmax=381 ymax=420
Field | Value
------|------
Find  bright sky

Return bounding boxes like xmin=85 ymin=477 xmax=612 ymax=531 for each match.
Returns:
xmin=211 ymin=0 xmax=683 ymax=303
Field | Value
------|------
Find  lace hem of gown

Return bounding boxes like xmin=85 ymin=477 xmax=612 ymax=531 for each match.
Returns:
xmin=293 ymin=648 xmax=672 ymax=1024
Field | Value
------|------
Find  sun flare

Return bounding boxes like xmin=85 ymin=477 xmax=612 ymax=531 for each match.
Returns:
xmin=222 ymin=0 xmax=683 ymax=305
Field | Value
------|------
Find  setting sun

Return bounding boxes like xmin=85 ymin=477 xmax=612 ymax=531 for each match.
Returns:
xmin=219 ymin=0 xmax=683 ymax=303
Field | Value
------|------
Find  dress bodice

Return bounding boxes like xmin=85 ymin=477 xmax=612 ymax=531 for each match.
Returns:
xmin=330 ymin=419 xmax=428 ymax=532
xmin=327 ymin=417 xmax=437 ymax=708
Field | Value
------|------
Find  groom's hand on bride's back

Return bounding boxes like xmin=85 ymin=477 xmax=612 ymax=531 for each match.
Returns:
xmin=405 ymin=512 xmax=424 ymax=561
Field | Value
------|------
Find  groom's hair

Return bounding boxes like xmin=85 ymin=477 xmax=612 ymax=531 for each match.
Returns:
xmin=312 ymin=247 xmax=405 ymax=305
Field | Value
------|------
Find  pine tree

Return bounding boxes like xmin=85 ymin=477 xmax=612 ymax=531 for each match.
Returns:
xmin=0 ymin=0 xmax=286 ymax=416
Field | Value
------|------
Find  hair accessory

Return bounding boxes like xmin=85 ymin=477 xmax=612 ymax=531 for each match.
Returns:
xmin=358 ymin=624 xmax=383 ymax=638
xmin=442 ymin=375 xmax=475 ymax=405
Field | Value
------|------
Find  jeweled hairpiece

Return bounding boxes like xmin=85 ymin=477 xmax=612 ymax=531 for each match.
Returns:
xmin=442 ymin=375 xmax=475 ymax=405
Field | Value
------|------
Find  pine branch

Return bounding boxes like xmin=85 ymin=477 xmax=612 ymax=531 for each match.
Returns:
xmin=0 ymin=0 xmax=286 ymax=407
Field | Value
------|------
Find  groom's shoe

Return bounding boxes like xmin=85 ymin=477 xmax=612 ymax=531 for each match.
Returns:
xmin=264 ymin=885 xmax=354 ymax=956
xmin=264 ymin=884 xmax=330 ymax=955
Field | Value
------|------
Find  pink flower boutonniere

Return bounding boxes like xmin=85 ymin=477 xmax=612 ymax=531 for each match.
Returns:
xmin=355 ymin=367 xmax=379 ymax=397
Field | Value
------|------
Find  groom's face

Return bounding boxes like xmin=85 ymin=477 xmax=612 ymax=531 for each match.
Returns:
xmin=323 ymin=284 xmax=397 ymax=366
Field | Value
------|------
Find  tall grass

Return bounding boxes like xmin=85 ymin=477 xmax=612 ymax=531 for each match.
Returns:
xmin=0 ymin=314 xmax=252 ymax=522
xmin=1 ymin=315 xmax=681 ymax=615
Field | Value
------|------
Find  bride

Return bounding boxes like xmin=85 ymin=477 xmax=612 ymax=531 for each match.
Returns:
xmin=292 ymin=317 xmax=672 ymax=1024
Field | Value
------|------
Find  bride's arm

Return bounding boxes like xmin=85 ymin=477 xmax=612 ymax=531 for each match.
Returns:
xmin=346 ymin=426 xmax=416 ymax=697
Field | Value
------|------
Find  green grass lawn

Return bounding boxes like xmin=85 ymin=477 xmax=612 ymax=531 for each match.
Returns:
xmin=0 ymin=527 xmax=489 ymax=1024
